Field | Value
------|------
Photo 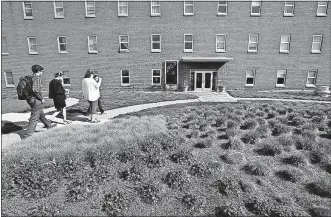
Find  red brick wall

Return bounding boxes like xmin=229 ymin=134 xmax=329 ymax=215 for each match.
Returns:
xmin=2 ymin=1 xmax=330 ymax=93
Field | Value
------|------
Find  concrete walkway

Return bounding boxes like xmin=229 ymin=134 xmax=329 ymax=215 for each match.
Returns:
xmin=2 ymin=92 xmax=331 ymax=148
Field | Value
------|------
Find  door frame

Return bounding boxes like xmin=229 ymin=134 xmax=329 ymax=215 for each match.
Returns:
xmin=193 ymin=70 xmax=213 ymax=91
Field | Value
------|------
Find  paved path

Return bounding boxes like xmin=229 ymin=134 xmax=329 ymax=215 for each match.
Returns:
xmin=2 ymin=92 xmax=331 ymax=148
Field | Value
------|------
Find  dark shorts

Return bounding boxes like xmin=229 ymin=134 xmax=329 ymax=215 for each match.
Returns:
xmin=88 ymin=100 xmax=98 ymax=114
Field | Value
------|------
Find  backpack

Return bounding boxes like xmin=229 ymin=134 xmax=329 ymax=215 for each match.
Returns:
xmin=17 ymin=75 xmax=33 ymax=100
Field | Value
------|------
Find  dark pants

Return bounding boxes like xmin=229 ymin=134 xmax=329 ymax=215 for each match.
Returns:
xmin=26 ymin=97 xmax=52 ymax=135
xmin=87 ymin=97 xmax=104 ymax=114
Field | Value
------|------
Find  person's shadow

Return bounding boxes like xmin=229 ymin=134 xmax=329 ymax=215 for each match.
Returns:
xmin=1 ymin=122 xmax=27 ymax=139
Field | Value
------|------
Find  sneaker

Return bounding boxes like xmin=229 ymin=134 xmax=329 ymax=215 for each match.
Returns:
xmin=47 ymin=124 xmax=57 ymax=129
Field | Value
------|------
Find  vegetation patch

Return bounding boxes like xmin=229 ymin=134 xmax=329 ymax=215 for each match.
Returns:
xmin=309 ymin=206 xmax=331 ymax=217
xmin=181 ymin=194 xmax=200 ymax=210
xmin=221 ymin=151 xmax=245 ymax=165
xmin=216 ymin=177 xmax=242 ymax=197
xmin=275 ymin=169 xmax=303 ymax=183
xmin=188 ymin=163 xmax=212 ymax=178
xmin=223 ymin=136 xmax=244 ymax=150
xmin=255 ymin=142 xmax=282 ymax=156
xmin=101 ymin=191 xmax=129 ymax=216
xmin=282 ymin=154 xmax=308 ymax=167
xmin=243 ymin=161 xmax=270 ymax=176
xmin=215 ymin=204 xmax=249 ymax=217
xmin=163 ymin=171 xmax=188 ymax=191
xmin=306 ymin=179 xmax=331 ymax=198
xmin=169 ymin=150 xmax=192 ymax=164
xmin=272 ymin=123 xmax=289 ymax=136
xmin=240 ymin=119 xmax=258 ymax=130
xmin=136 ymin=183 xmax=160 ymax=204
xmin=118 ymin=166 xmax=142 ymax=182
xmin=241 ymin=130 xmax=259 ymax=144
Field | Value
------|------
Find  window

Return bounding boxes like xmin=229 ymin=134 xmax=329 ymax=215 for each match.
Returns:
xmin=216 ymin=34 xmax=226 ymax=52
xmin=2 ymin=36 xmax=9 ymax=55
xmin=121 ymin=70 xmax=130 ymax=86
xmin=151 ymin=0 xmax=160 ymax=16
xmin=217 ymin=0 xmax=227 ymax=15
xmin=3 ymin=71 xmax=15 ymax=87
xmin=85 ymin=0 xmax=95 ymax=17
xmin=184 ymin=34 xmax=193 ymax=52
xmin=119 ymin=35 xmax=129 ymax=52
xmin=23 ymin=2 xmax=33 ymax=19
xmin=251 ymin=0 xmax=261 ymax=16
xmin=184 ymin=0 xmax=194 ymax=15
xmin=27 ymin=37 xmax=38 ymax=54
xmin=317 ymin=1 xmax=328 ymax=16
xmin=306 ymin=70 xmax=317 ymax=87
xmin=280 ymin=35 xmax=291 ymax=53
xmin=54 ymin=1 xmax=64 ymax=18
xmin=284 ymin=1 xmax=294 ymax=16
xmin=311 ymin=35 xmax=322 ymax=53
xmin=61 ymin=71 xmax=71 ymax=85
xmin=88 ymin=36 xmax=98 ymax=53
xmin=118 ymin=0 xmax=128 ymax=16
xmin=276 ymin=70 xmax=287 ymax=87
xmin=152 ymin=69 xmax=161 ymax=85
xmin=57 ymin=36 xmax=67 ymax=53
xmin=165 ymin=60 xmax=178 ymax=85
xmin=151 ymin=34 xmax=161 ymax=52
xmin=245 ymin=70 xmax=256 ymax=86
xmin=248 ymin=34 xmax=258 ymax=52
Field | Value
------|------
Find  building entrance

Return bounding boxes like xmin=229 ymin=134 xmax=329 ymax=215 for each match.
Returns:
xmin=194 ymin=71 xmax=213 ymax=91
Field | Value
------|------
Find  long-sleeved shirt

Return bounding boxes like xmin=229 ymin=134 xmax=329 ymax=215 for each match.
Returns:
xmin=31 ymin=74 xmax=43 ymax=101
xmin=82 ymin=77 xmax=101 ymax=101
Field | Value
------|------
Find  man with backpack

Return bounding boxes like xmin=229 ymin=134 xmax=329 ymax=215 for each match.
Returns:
xmin=19 ymin=64 xmax=56 ymax=138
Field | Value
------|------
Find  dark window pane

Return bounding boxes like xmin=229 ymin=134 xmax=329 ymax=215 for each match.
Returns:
xmin=153 ymin=70 xmax=160 ymax=76
xmin=277 ymin=78 xmax=285 ymax=85
xmin=122 ymin=70 xmax=129 ymax=76
xmin=63 ymin=78 xmax=70 ymax=84
xmin=122 ymin=77 xmax=130 ymax=84
xmin=246 ymin=78 xmax=254 ymax=84
xmin=153 ymin=77 xmax=160 ymax=84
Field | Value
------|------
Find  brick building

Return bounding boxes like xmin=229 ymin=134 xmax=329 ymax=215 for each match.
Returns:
xmin=1 ymin=0 xmax=330 ymax=94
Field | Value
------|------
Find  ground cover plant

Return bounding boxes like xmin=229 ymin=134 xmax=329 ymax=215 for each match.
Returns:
xmin=228 ymin=89 xmax=331 ymax=101
xmin=2 ymin=101 xmax=331 ymax=216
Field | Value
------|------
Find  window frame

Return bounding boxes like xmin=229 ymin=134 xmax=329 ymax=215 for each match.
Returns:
xmin=57 ymin=36 xmax=68 ymax=54
xmin=151 ymin=0 xmax=161 ymax=16
xmin=152 ymin=69 xmax=161 ymax=85
xmin=22 ymin=2 xmax=33 ymax=19
xmin=279 ymin=34 xmax=291 ymax=53
xmin=88 ymin=35 xmax=98 ymax=54
xmin=184 ymin=0 xmax=194 ymax=16
xmin=216 ymin=34 xmax=226 ymax=53
xmin=245 ymin=70 xmax=256 ymax=86
xmin=317 ymin=1 xmax=328 ymax=16
xmin=284 ymin=1 xmax=294 ymax=17
xmin=53 ymin=1 xmax=64 ymax=19
xmin=27 ymin=37 xmax=38 ymax=54
xmin=85 ymin=0 xmax=96 ymax=18
xmin=165 ymin=60 xmax=178 ymax=85
xmin=119 ymin=35 xmax=129 ymax=52
xmin=184 ymin=34 xmax=193 ymax=53
xmin=3 ymin=70 xmax=15 ymax=88
xmin=118 ymin=0 xmax=128 ymax=17
xmin=275 ymin=69 xmax=287 ymax=87
xmin=306 ymin=70 xmax=318 ymax=87
xmin=311 ymin=35 xmax=323 ymax=54
xmin=151 ymin=34 xmax=161 ymax=53
xmin=121 ymin=69 xmax=130 ymax=86
xmin=61 ymin=70 xmax=71 ymax=86
xmin=251 ymin=0 xmax=261 ymax=16
xmin=248 ymin=34 xmax=258 ymax=53
xmin=217 ymin=0 xmax=227 ymax=15
xmin=2 ymin=36 xmax=9 ymax=55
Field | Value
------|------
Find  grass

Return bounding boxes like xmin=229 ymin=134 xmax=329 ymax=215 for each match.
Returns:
xmin=2 ymin=101 xmax=331 ymax=216
xmin=228 ymin=89 xmax=331 ymax=101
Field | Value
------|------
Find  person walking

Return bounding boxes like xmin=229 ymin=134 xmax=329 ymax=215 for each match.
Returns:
xmin=48 ymin=72 xmax=71 ymax=124
xmin=82 ymin=69 xmax=102 ymax=123
xmin=87 ymin=74 xmax=106 ymax=115
xmin=23 ymin=65 xmax=56 ymax=138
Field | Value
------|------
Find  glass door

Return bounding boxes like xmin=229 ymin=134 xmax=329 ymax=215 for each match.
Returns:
xmin=195 ymin=71 xmax=213 ymax=91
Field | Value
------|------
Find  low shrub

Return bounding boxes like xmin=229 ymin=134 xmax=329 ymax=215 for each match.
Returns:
xmin=224 ymin=137 xmax=244 ymax=150
xmin=276 ymin=116 xmax=288 ymax=125
xmin=287 ymin=113 xmax=299 ymax=122
xmin=169 ymin=150 xmax=192 ymax=164
xmin=306 ymin=179 xmax=331 ymax=198
xmin=118 ymin=166 xmax=142 ymax=182
xmin=238 ymin=179 xmax=256 ymax=193
xmin=66 ymin=177 xmax=96 ymax=202
xmin=256 ymin=117 xmax=267 ymax=126
xmin=291 ymin=117 xmax=306 ymax=126
xmin=221 ymin=151 xmax=245 ymax=165
xmin=101 ymin=191 xmax=129 ymax=216
xmin=215 ymin=116 xmax=226 ymax=127
xmin=215 ymin=204 xmax=249 ymax=217
xmin=163 ymin=171 xmax=188 ymax=191
xmin=240 ymin=119 xmax=258 ymax=130
xmin=276 ymin=135 xmax=295 ymax=151
xmin=241 ymin=130 xmax=259 ymax=144
xmin=194 ymin=138 xmax=214 ymax=149
xmin=143 ymin=155 xmax=164 ymax=169
xmin=322 ymin=164 xmax=331 ymax=174
xmin=181 ymin=194 xmax=199 ymax=210
xmin=293 ymin=135 xmax=314 ymax=151
xmin=227 ymin=114 xmax=242 ymax=125
xmin=227 ymin=120 xmax=239 ymax=129
xmin=307 ymin=150 xmax=329 ymax=164
xmin=216 ymin=177 xmax=242 ymax=196
xmin=225 ymin=128 xmax=240 ymax=138
xmin=188 ymin=163 xmax=212 ymax=178
xmin=244 ymin=111 xmax=256 ymax=119
xmin=309 ymin=206 xmax=331 ymax=217
xmin=256 ymin=111 xmax=266 ymax=117
xmin=116 ymin=149 xmax=136 ymax=163
xmin=272 ymin=123 xmax=289 ymax=137
xmin=282 ymin=153 xmax=308 ymax=167
xmin=275 ymin=168 xmax=303 ymax=183
xmin=277 ymin=108 xmax=287 ymax=115
xmin=255 ymin=143 xmax=282 ymax=156
xmin=255 ymin=126 xmax=272 ymax=139
xmin=136 ymin=183 xmax=160 ymax=204
xmin=268 ymin=119 xmax=280 ymax=128
xmin=243 ymin=161 xmax=270 ymax=176
xmin=266 ymin=111 xmax=277 ymax=119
